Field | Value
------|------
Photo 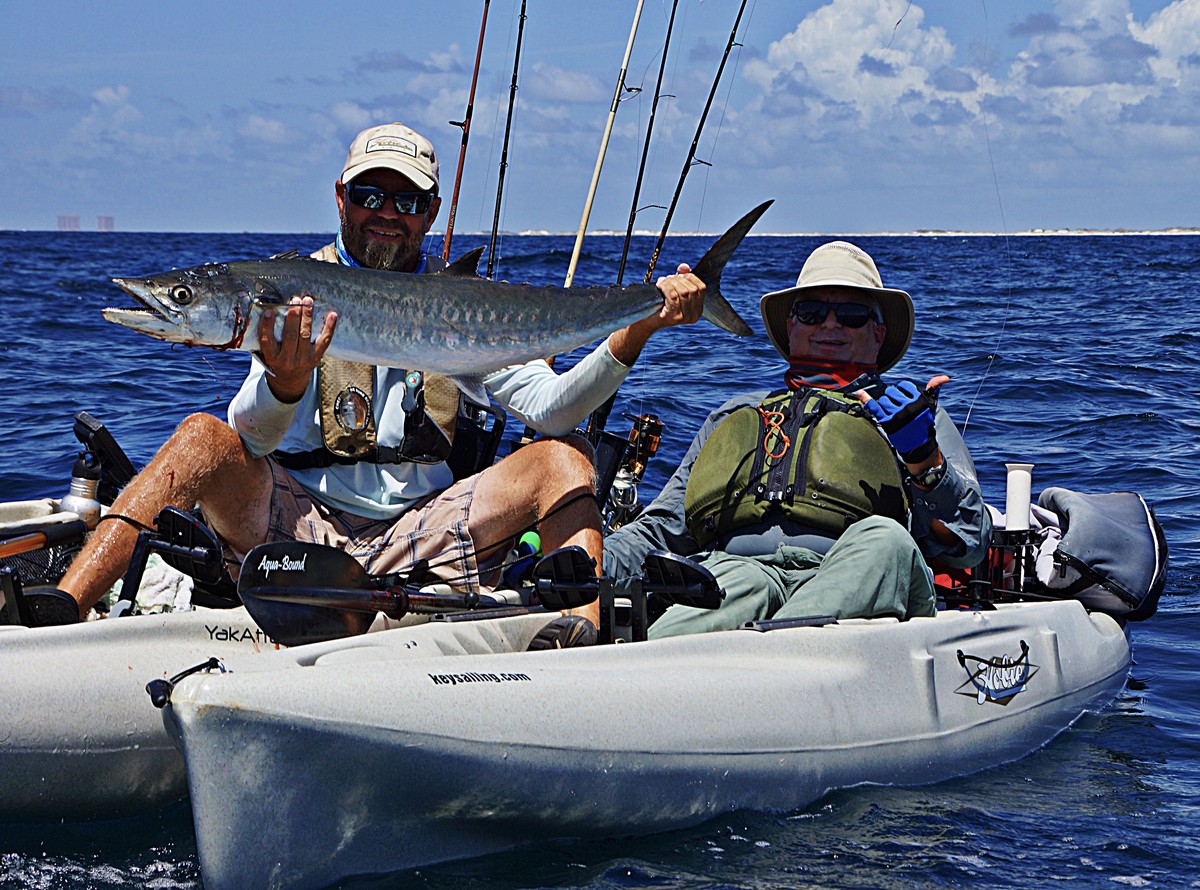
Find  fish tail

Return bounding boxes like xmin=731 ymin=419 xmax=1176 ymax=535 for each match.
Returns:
xmin=691 ymin=200 xmax=773 ymax=337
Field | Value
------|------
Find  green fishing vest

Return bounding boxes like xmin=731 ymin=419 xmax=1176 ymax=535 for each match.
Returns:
xmin=684 ymin=388 xmax=910 ymax=547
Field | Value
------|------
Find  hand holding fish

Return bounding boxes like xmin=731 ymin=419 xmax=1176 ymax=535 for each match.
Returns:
xmin=607 ymin=264 xmax=707 ymax=365
xmin=650 ymin=263 xmax=706 ymax=328
xmin=259 ymin=296 xmax=338 ymax=403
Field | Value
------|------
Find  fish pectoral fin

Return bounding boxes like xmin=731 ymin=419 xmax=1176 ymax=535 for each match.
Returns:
xmin=448 ymin=374 xmax=490 ymax=407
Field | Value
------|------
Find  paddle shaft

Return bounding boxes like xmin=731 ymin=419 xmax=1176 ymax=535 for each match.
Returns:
xmin=241 ymin=584 xmax=503 ymax=619
xmin=0 ymin=519 xmax=88 ymax=560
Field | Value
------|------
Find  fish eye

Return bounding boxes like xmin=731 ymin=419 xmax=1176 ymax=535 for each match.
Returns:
xmin=169 ymin=284 xmax=193 ymax=305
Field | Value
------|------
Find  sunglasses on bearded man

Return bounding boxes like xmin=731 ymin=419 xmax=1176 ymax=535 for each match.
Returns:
xmin=345 ymin=184 xmax=436 ymax=216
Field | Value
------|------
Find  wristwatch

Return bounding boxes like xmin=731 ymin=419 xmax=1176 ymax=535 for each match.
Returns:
xmin=911 ymin=459 xmax=946 ymax=490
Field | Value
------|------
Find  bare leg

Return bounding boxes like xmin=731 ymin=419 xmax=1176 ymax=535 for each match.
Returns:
xmin=469 ymin=435 xmax=601 ymax=624
xmin=57 ymin=413 xmax=274 ymax=617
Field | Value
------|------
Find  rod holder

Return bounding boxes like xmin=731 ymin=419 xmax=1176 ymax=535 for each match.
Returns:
xmin=1004 ymin=462 xmax=1034 ymax=532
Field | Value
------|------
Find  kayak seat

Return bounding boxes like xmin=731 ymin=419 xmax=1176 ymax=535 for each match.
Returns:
xmin=0 ymin=511 xmax=87 ymax=589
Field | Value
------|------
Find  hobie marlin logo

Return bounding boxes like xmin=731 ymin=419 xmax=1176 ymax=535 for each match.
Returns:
xmin=256 ymin=551 xmax=307 ymax=580
xmin=956 ymin=640 xmax=1038 ymax=705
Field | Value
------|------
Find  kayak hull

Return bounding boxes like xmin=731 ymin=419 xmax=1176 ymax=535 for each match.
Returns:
xmin=0 ymin=607 xmax=283 ymax=822
xmin=165 ymin=600 xmax=1130 ymax=889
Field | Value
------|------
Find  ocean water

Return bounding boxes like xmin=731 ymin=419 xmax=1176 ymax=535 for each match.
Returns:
xmin=1 ymin=229 xmax=1198 ymax=889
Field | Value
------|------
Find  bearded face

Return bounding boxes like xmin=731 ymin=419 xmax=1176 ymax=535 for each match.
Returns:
xmin=337 ymin=170 xmax=440 ymax=273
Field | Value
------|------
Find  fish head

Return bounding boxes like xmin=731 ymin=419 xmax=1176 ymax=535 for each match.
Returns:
xmin=105 ymin=262 xmax=260 ymax=349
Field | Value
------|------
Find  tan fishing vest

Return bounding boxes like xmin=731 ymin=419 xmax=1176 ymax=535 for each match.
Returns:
xmin=303 ymin=244 xmax=458 ymax=462
xmin=684 ymin=388 xmax=910 ymax=547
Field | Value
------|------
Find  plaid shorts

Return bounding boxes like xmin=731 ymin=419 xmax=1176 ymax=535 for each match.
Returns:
xmin=247 ymin=459 xmax=495 ymax=593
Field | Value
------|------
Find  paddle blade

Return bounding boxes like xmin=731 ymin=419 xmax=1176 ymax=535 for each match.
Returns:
xmin=238 ymin=542 xmax=374 ymax=645
xmin=532 ymin=546 xmax=600 ymax=611
xmin=641 ymin=550 xmax=724 ymax=623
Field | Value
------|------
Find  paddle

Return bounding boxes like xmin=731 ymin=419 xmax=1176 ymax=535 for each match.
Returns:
xmin=238 ymin=541 xmax=600 ymax=646
xmin=0 ymin=519 xmax=88 ymax=561
xmin=641 ymin=550 xmax=723 ymax=620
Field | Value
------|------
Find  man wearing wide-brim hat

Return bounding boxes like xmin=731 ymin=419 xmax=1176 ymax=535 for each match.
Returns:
xmin=605 ymin=241 xmax=991 ymax=635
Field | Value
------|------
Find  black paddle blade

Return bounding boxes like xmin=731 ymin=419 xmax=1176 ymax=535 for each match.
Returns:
xmin=532 ymin=546 xmax=600 ymax=611
xmin=238 ymin=542 xmax=375 ymax=646
xmin=642 ymin=550 xmax=723 ymax=614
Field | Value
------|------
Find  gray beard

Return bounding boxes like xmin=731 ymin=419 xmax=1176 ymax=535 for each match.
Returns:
xmin=339 ymin=208 xmax=424 ymax=272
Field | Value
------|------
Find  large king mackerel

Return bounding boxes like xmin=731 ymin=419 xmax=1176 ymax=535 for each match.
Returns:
xmin=106 ymin=201 xmax=771 ymax=401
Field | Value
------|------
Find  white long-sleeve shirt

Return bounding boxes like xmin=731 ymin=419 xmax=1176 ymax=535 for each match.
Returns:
xmin=228 ymin=339 xmax=631 ymax=519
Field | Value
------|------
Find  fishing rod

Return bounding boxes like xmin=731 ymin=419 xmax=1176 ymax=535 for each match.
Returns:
xmin=442 ymin=0 xmax=490 ymax=262
xmin=586 ymin=0 xmax=744 ymax=443
xmin=582 ymin=0 xmax=681 ymax=445
xmin=615 ymin=0 xmax=680 ymax=286
xmin=517 ymin=0 xmax=646 ymax=447
xmin=643 ymin=0 xmax=750 ymax=283
xmin=487 ymin=0 xmax=528 ymax=280
xmin=563 ymin=0 xmax=647 ymax=288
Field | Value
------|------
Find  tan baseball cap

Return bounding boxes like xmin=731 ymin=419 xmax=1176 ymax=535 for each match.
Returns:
xmin=340 ymin=123 xmax=439 ymax=192
xmin=759 ymin=240 xmax=914 ymax=372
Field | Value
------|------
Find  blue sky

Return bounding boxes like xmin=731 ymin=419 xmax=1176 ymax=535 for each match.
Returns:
xmin=2 ymin=0 xmax=1196 ymax=234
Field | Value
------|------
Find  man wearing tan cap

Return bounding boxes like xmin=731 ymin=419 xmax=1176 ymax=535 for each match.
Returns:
xmin=53 ymin=122 xmax=709 ymax=639
xmin=605 ymin=241 xmax=991 ymax=636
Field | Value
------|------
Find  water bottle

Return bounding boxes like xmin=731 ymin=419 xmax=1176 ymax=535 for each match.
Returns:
xmin=60 ymin=450 xmax=102 ymax=529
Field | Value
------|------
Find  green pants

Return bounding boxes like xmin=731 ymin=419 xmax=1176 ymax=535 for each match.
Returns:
xmin=648 ymin=516 xmax=936 ymax=639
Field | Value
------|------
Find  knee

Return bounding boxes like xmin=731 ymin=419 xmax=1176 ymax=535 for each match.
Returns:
xmin=174 ymin=413 xmax=239 ymax=445
xmin=530 ymin=433 xmax=597 ymax=489
xmin=848 ymin=515 xmax=921 ymax=558
xmin=163 ymin=413 xmax=245 ymax=463
xmin=551 ymin=432 xmax=596 ymax=464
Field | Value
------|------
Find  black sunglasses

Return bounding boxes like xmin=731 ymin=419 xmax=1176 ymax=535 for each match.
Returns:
xmin=789 ymin=300 xmax=880 ymax=329
xmin=346 ymin=184 xmax=435 ymax=215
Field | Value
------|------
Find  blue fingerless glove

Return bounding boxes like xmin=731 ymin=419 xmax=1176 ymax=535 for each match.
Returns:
xmin=862 ymin=380 xmax=939 ymax=464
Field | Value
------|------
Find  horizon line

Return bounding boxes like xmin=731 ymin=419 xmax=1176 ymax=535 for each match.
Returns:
xmin=5 ymin=227 xmax=1200 ymax=237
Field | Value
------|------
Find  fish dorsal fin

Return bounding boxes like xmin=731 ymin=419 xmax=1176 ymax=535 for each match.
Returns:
xmin=440 ymin=246 xmax=485 ymax=277
xmin=268 ymin=249 xmax=301 ymax=261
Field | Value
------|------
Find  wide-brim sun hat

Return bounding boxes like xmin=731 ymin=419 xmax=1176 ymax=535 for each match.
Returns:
xmin=341 ymin=123 xmax=439 ymax=192
xmin=759 ymin=241 xmax=914 ymax=373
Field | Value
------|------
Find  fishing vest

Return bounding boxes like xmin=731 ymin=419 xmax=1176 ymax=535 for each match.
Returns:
xmin=683 ymin=388 xmax=910 ymax=547
xmin=272 ymin=245 xmax=459 ymax=471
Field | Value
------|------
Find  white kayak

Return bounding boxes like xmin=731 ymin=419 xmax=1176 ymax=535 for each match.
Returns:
xmin=0 ymin=606 xmax=285 ymax=821
xmin=163 ymin=599 xmax=1130 ymax=890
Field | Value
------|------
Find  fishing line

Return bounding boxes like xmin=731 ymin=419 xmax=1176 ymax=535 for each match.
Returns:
xmin=693 ymin=0 xmax=756 ymax=226
xmin=887 ymin=2 xmax=914 ymax=49
xmin=474 ymin=0 xmax=520 ymax=242
xmin=958 ymin=0 xmax=1014 ymax=437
